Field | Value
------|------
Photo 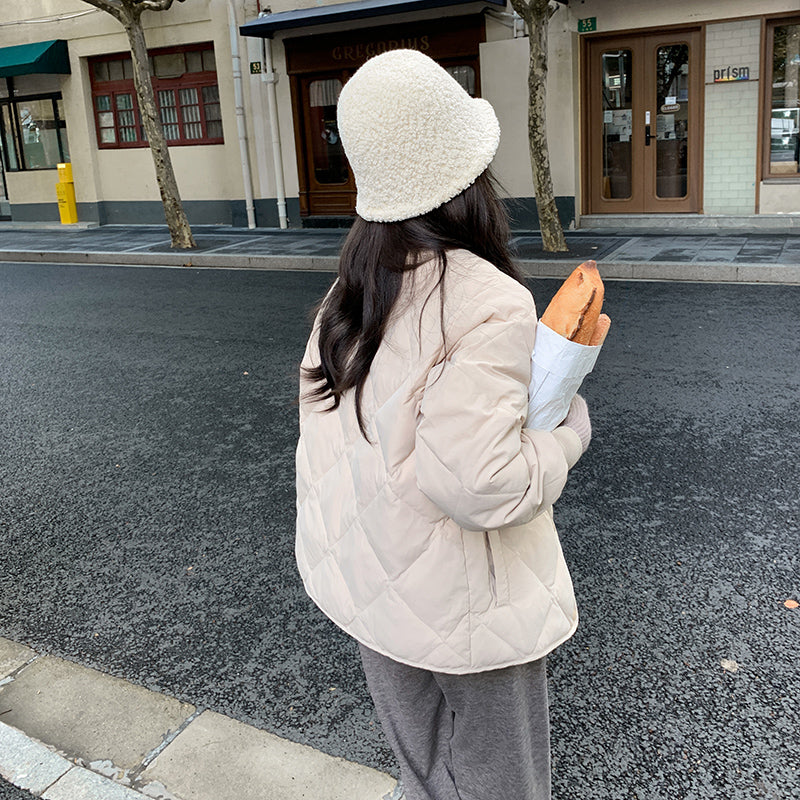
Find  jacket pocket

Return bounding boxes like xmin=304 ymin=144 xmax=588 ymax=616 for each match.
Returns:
xmin=484 ymin=530 xmax=511 ymax=606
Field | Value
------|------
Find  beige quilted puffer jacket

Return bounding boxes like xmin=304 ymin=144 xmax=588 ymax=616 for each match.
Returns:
xmin=296 ymin=249 xmax=583 ymax=674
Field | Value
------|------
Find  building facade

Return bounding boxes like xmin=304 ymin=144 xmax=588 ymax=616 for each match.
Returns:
xmin=1 ymin=0 xmax=798 ymax=228
xmin=0 ymin=0 xmax=262 ymax=226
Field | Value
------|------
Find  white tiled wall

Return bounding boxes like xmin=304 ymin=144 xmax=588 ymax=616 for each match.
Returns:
xmin=703 ymin=20 xmax=761 ymax=214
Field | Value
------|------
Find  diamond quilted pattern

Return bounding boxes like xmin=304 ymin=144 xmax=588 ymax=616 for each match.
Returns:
xmin=296 ymin=249 xmax=580 ymax=674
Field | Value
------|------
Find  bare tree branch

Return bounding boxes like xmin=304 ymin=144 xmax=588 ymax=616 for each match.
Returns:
xmin=80 ymin=0 xmax=124 ymax=19
xmin=134 ymin=0 xmax=180 ymax=11
xmin=509 ymin=0 xmax=532 ymax=26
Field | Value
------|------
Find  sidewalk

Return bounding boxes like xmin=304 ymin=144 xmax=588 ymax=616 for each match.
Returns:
xmin=0 ymin=637 xmax=395 ymax=800
xmin=0 ymin=221 xmax=798 ymax=283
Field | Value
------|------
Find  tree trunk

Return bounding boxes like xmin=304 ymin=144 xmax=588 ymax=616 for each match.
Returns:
xmin=512 ymin=0 xmax=568 ymax=252
xmin=120 ymin=6 xmax=196 ymax=249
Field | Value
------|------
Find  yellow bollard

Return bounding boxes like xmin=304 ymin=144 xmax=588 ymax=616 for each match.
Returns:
xmin=56 ymin=162 xmax=78 ymax=224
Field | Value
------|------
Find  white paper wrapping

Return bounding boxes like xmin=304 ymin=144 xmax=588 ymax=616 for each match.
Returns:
xmin=526 ymin=321 xmax=603 ymax=431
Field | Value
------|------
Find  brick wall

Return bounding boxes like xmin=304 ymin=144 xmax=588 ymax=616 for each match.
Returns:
xmin=703 ymin=20 xmax=761 ymax=214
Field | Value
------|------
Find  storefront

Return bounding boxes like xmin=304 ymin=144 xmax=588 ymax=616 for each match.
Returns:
xmin=284 ymin=15 xmax=486 ymax=217
xmin=243 ymin=0 xmax=800 ymax=228
xmin=0 ymin=1 xmax=250 ymax=227
xmin=578 ymin=6 xmax=800 ymax=221
xmin=1 ymin=1 xmax=797 ymax=228
xmin=241 ymin=0 xmax=516 ymax=224
xmin=0 ymin=40 xmax=72 ymax=221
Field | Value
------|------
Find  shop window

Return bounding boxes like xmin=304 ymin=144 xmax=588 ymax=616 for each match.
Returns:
xmin=765 ymin=17 xmax=800 ymax=177
xmin=308 ymin=79 xmax=347 ymax=185
xmin=445 ymin=65 xmax=476 ymax=97
xmin=93 ymin=58 xmax=133 ymax=83
xmin=601 ymin=50 xmax=633 ymax=200
xmin=0 ymin=85 xmax=69 ymax=171
xmin=202 ymin=85 xmax=223 ymax=139
xmin=90 ymin=43 xmax=223 ymax=148
xmin=93 ymin=93 xmax=140 ymax=144
xmin=153 ymin=53 xmax=186 ymax=79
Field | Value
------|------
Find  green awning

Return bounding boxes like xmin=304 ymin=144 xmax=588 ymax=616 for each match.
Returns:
xmin=0 ymin=40 xmax=70 ymax=79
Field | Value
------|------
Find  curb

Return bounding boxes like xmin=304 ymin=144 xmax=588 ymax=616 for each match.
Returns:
xmin=0 ymin=723 xmax=145 ymax=800
xmin=0 ymin=250 xmax=340 ymax=272
xmin=0 ymin=249 xmax=799 ymax=284
xmin=519 ymin=259 xmax=800 ymax=284
xmin=0 ymin=638 xmax=395 ymax=800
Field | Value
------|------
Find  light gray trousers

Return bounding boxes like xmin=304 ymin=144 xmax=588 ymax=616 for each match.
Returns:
xmin=359 ymin=644 xmax=551 ymax=800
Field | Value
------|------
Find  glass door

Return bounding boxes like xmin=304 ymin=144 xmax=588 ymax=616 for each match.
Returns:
xmin=299 ymin=72 xmax=357 ymax=216
xmin=586 ymin=31 xmax=701 ymax=214
xmin=651 ymin=40 xmax=693 ymax=207
xmin=599 ymin=47 xmax=634 ymax=203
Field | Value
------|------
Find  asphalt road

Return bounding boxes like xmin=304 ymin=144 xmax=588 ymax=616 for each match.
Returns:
xmin=0 ymin=262 xmax=798 ymax=800
xmin=0 ymin=779 xmax=34 ymax=800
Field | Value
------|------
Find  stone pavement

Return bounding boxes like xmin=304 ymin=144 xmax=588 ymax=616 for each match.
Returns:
xmin=0 ymin=637 xmax=394 ymax=800
xmin=0 ymin=221 xmax=798 ymax=283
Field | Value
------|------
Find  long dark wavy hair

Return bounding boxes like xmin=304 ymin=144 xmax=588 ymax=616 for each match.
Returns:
xmin=303 ymin=169 xmax=526 ymax=437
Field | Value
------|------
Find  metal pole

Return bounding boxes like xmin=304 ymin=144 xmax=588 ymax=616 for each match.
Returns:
xmin=227 ymin=0 xmax=256 ymax=228
xmin=261 ymin=28 xmax=288 ymax=229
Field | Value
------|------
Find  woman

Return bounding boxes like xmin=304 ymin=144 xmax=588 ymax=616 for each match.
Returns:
xmin=296 ymin=50 xmax=591 ymax=800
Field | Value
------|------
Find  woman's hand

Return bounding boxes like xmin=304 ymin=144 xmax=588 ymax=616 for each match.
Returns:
xmin=560 ymin=394 xmax=591 ymax=454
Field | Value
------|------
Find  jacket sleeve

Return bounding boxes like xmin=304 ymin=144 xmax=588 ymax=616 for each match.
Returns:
xmin=414 ymin=293 xmax=582 ymax=532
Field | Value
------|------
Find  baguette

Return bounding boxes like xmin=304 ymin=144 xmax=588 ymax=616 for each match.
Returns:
xmin=540 ymin=260 xmax=606 ymax=345
xmin=589 ymin=313 xmax=612 ymax=347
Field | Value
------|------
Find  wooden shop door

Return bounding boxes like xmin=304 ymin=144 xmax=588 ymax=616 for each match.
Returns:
xmin=297 ymin=72 xmax=357 ymax=216
xmin=585 ymin=30 xmax=702 ymax=214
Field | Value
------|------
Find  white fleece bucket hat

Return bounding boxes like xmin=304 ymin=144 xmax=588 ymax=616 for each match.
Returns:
xmin=336 ymin=49 xmax=501 ymax=223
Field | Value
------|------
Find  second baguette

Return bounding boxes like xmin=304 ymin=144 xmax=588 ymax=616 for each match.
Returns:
xmin=588 ymin=313 xmax=611 ymax=347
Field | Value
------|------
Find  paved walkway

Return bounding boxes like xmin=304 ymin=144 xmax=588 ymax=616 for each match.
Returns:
xmin=0 ymin=221 xmax=798 ymax=283
xmin=0 ymin=638 xmax=394 ymax=800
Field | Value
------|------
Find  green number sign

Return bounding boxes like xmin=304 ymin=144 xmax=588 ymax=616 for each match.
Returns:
xmin=578 ymin=17 xmax=597 ymax=33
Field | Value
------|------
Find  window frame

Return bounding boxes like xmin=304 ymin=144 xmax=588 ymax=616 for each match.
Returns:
xmin=0 ymin=81 xmax=69 ymax=172
xmin=762 ymin=14 xmax=800 ymax=181
xmin=89 ymin=42 xmax=223 ymax=150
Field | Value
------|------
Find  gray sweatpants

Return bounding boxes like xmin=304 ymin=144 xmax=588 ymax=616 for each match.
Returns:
xmin=359 ymin=644 xmax=551 ymax=800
